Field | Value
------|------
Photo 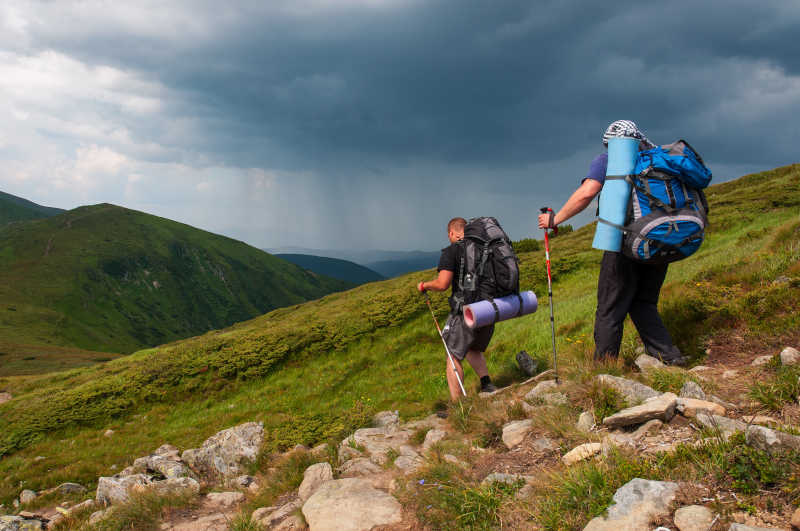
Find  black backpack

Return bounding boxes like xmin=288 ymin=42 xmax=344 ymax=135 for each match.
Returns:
xmin=450 ymin=217 xmax=520 ymax=313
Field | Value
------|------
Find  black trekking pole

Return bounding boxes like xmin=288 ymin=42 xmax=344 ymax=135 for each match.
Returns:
xmin=423 ymin=291 xmax=467 ymax=397
xmin=540 ymin=207 xmax=559 ymax=384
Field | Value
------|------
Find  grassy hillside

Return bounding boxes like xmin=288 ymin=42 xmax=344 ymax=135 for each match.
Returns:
xmin=275 ymin=253 xmax=385 ymax=285
xmin=0 ymin=191 xmax=65 ymax=225
xmin=0 ymin=203 xmax=352 ymax=358
xmin=1 ymin=164 xmax=798 ymax=518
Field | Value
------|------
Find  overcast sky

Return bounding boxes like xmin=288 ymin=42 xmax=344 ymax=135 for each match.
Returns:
xmin=1 ymin=1 xmax=798 ymax=251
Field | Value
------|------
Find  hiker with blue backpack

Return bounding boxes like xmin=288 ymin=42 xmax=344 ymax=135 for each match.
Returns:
xmin=538 ymin=120 xmax=712 ymax=365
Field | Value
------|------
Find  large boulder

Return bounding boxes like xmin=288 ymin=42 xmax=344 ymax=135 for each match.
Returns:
xmin=602 ymin=393 xmax=677 ymax=429
xmin=674 ymin=505 xmax=714 ymax=531
xmin=299 ymin=463 xmax=334 ymax=502
xmin=595 ymin=375 xmax=659 ymax=404
xmin=302 ymin=478 xmax=402 ymax=531
xmin=746 ymin=424 xmax=800 ymax=453
xmin=343 ymin=426 xmax=412 ymax=465
xmin=502 ymin=420 xmax=534 ymax=449
xmin=583 ymin=478 xmax=679 ymax=530
xmin=679 ymin=381 xmax=707 ymax=400
xmin=96 ymin=474 xmax=151 ymax=505
xmin=182 ymin=422 xmax=264 ymax=482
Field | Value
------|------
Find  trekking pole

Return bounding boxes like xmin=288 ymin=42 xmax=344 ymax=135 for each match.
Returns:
xmin=540 ymin=207 xmax=559 ymax=384
xmin=423 ymin=291 xmax=467 ymax=396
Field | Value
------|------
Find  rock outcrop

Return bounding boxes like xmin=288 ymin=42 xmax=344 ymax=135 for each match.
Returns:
xmin=302 ymin=478 xmax=403 ymax=531
xmin=182 ymin=422 xmax=264 ymax=482
xmin=602 ymin=393 xmax=677 ymax=429
xmin=583 ymin=478 xmax=679 ymax=530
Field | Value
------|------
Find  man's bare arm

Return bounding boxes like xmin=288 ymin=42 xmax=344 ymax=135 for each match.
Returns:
xmin=538 ymin=179 xmax=602 ymax=228
xmin=418 ymin=269 xmax=454 ymax=292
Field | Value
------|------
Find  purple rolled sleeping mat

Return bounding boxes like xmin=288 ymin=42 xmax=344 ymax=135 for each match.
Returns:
xmin=463 ymin=291 xmax=538 ymax=329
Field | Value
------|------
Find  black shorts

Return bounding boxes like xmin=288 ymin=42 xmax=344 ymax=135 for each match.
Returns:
xmin=441 ymin=313 xmax=494 ymax=360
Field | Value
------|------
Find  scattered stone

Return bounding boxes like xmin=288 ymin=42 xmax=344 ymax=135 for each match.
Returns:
xmin=680 ymin=381 xmax=707 ymax=400
xmin=393 ymin=447 xmax=424 ymax=475
xmin=0 ymin=515 xmax=43 ymax=530
xmin=751 ymin=355 xmax=774 ymax=367
xmin=541 ymin=392 xmax=569 ymax=406
xmin=602 ymin=393 xmax=677 ymax=429
xmin=171 ymin=513 xmax=229 ymax=530
xmin=635 ymin=354 xmax=665 ymax=371
xmin=154 ymin=444 xmax=181 ymax=460
xmin=228 ymin=475 xmax=257 ymax=490
xmin=19 ymin=490 xmax=37 ymax=504
xmin=604 ymin=431 xmax=635 ymax=448
xmin=403 ymin=414 xmax=448 ymax=432
xmin=373 ymin=410 xmax=400 ymax=428
xmin=562 ymin=443 xmax=603 ymax=466
xmin=338 ymin=457 xmax=382 ymax=478
xmin=0 ymin=392 xmax=12 ymax=404
xmin=311 ymin=443 xmax=330 ymax=458
xmin=781 ymin=347 xmax=800 ymax=366
xmin=252 ymin=500 xmax=302 ymax=528
xmin=89 ymin=508 xmax=113 ymax=525
xmin=583 ymin=478 xmax=679 ymax=531
xmin=688 ymin=365 xmax=712 ymax=373
xmin=422 ymin=429 xmax=447 ymax=451
xmin=338 ymin=445 xmax=363 ymax=463
xmin=728 ymin=525 xmax=784 ymax=531
xmin=33 ymin=456 xmax=45 ymax=462
xmin=67 ymin=499 xmax=96 ymax=515
xmin=722 ymin=370 xmax=738 ymax=379
xmin=524 ymin=380 xmax=558 ymax=402
xmin=531 ymin=437 xmax=558 ymax=452
xmin=345 ymin=425 xmax=413 ymax=465
xmin=742 ymin=415 xmax=780 ymax=427
xmin=443 ymin=454 xmax=468 ymax=468
xmin=791 ymin=507 xmax=800 ymax=530
xmin=132 ymin=454 xmax=192 ymax=479
xmin=181 ymin=422 xmax=264 ymax=482
xmin=676 ymin=398 xmax=726 ymax=418
xmin=577 ymin=411 xmax=595 ymax=432
xmin=746 ymin=424 xmax=800 ymax=453
xmin=52 ymin=482 xmax=87 ymax=495
xmin=205 ymin=491 xmax=245 ymax=508
xmin=631 ymin=419 xmax=663 ymax=440
xmin=302 ymin=478 xmax=402 ymax=531
xmin=595 ymin=374 xmax=660 ymax=403
xmin=273 ymin=514 xmax=306 ymax=530
xmin=673 ymin=504 xmax=714 ymax=531
xmin=695 ymin=413 xmax=747 ymax=440
xmin=96 ymin=474 xmax=151 ymax=505
xmin=709 ymin=395 xmax=737 ymax=411
xmin=299 ymin=463 xmax=334 ymax=502
xmin=104 ymin=429 xmax=115 ymax=437
xmin=501 ymin=419 xmax=533 ymax=449
xmin=481 ymin=473 xmax=530 ymax=486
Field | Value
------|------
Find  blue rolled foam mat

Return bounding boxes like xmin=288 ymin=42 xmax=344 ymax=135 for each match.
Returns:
xmin=463 ymin=291 xmax=538 ymax=329
xmin=592 ymin=136 xmax=638 ymax=252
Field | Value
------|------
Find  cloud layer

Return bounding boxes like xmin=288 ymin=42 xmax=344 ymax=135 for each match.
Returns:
xmin=1 ymin=1 xmax=798 ymax=250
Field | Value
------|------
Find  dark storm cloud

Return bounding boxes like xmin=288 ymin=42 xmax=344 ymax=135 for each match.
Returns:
xmin=3 ymin=0 xmax=798 ymax=249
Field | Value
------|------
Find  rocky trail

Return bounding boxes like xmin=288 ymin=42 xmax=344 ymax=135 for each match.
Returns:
xmin=4 ymin=346 xmax=800 ymax=530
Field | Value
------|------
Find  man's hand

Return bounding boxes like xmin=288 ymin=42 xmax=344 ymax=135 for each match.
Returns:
xmin=538 ymin=212 xmax=556 ymax=229
xmin=417 ymin=281 xmax=426 ymax=293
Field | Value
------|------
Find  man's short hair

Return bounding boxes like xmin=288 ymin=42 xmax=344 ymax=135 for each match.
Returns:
xmin=447 ymin=217 xmax=467 ymax=233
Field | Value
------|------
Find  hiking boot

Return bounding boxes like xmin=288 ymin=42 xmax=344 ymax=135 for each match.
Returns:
xmin=663 ymin=355 xmax=689 ymax=367
xmin=435 ymin=410 xmax=449 ymax=419
xmin=516 ymin=350 xmax=538 ymax=376
xmin=481 ymin=382 xmax=498 ymax=393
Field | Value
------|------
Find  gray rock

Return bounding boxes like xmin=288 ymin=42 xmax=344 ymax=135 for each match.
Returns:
xmin=96 ymin=474 xmax=151 ymax=505
xmin=89 ymin=508 xmax=112 ymax=525
xmin=728 ymin=525 xmax=785 ymax=531
xmin=344 ymin=425 xmax=413 ymax=465
xmin=103 ymin=429 xmax=114 ymax=437
xmin=0 ymin=392 xmax=12 ymax=404
xmin=253 ymin=499 xmax=302 ymax=528
xmin=0 ymin=515 xmax=43 ymax=531
xmin=680 ymin=381 xmax=707 ymax=400
xmin=66 ymin=499 xmax=96 ymax=515
xmin=602 ymin=393 xmax=677 ymax=429
xmin=562 ymin=443 xmax=603 ymax=466
xmin=722 ymin=370 xmax=738 ymax=379
xmin=181 ymin=422 xmax=264 ymax=482
xmin=674 ymin=505 xmax=714 ymax=531
xmin=501 ymin=419 xmax=534 ymax=449
xmin=442 ymin=454 xmax=468 ymax=468
xmin=781 ymin=347 xmax=800 ymax=366
xmin=153 ymin=444 xmax=181 ymax=460
xmin=205 ymin=491 xmax=245 ymax=508
xmin=524 ymin=380 xmax=558 ymax=402
xmin=676 ymin=398 xmax=726 ymax=418
xmin=695 ymin=413 xmax=747 ymax=440
xmin=635 ymin=354 xmax=665 ymax=371
xmin=746 ymin=424 xmax=800 ymax=453
xmin=337 ymin=445 xmax=363 ymax=463
xmin=273 ymin=514 xmax=307 ymax=530
xmin=631 ymin=419 xmax=663 ymax=440
xmin=311 ymin=443 xmax=330 ymax=458
xmin=708 ymin=395 xmax=737 ymax=411
xmin=140 ymin=477 xmax=200 ymax=498
xmin=481 ymin=473 xmax=530 ymax=486
xmin=393 ymin=446 xmax=424 ymax=475
xmin=751 ymin=355 xmax=774 ymax=367
xmin=302 ymin=478 xmax=402 ymax=531
xmin=422 ymin=429 xmax=447 ymax=450
xmin=577 ymin=411 xmax=595 ymax=433
xmin=338 ymin=457 xmax=382 ymax=478
xmin=531 ymin=437 xmax=558 ymax=452
xmin=299 ymin=463 xmax=333 ymax=502
xmin=689 ymin=365 xmax=712 ymax=373
xmin=132 ymin=454 xmax=192 ymax=479
xmin=541 ymin=392 xmax=569 ymax=406
xmin=53 ymin=482 xmax=86 ymax=495
xmin=402 ymin=414 xmax=448 ymax=432
xmin=583 ymin=478 xmax=679 ymax=531
xmin=373 ymin=410 xmax=400 ymax=428
xmin=19 ymin=490 xmax=36 ymax=504
xmin=595 ymin=374 xmax=659 ymax=404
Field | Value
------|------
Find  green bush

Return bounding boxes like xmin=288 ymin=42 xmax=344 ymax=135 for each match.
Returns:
xmin=513 ymin=238 xmax=541 ymax=253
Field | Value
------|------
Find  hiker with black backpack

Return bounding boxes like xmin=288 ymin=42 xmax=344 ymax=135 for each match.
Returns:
xmin=417 ymin=217 xmax=506 ymax=401
xmin=538 ymin=120 xmax=710 ymax=365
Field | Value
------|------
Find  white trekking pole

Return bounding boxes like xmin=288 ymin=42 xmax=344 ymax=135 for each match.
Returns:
xmin=424 ymin=292 xmax=467 ymax=396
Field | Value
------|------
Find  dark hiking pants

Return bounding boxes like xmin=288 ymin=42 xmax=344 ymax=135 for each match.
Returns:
xmin=593 ymin=251 xmax=681 ymax=361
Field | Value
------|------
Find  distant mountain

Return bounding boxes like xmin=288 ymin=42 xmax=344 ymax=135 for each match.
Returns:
xmin=0 ymin=203 xmax=353 ymax=354
xmin=0 ymin=191 xmax=65 ymax=224
xmin=266 ymin=247 xmax=440 ymax=278
xmin=275 ymin=254 xmax=384 ymax=285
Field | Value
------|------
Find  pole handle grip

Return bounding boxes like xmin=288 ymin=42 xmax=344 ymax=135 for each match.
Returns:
xmin=540 ymin=207 xmax=558 ymax=236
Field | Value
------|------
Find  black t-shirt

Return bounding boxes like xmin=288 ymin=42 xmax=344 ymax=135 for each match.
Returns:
xmin=437 ymin=242 xmax=463 ymax=295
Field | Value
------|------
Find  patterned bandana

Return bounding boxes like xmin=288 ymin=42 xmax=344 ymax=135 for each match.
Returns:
xmin=602 ymin=120 xmax=654 ymax=148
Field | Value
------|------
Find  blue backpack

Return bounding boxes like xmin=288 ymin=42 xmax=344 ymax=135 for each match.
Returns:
xmin=622 ymin=140 xmax=712 ymax=264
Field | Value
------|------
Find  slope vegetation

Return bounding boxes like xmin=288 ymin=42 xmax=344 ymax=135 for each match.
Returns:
xmin=275 ymin=253 xmax=384 ymax=285
xmin=0 ymin=191 xmax=64 ymax=225
xmin=1 ymin=165 xmax=799 ymax=519
xmin=0 ymin=204 xmax=352 ymax=357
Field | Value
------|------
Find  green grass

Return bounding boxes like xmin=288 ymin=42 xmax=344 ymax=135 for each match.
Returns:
xmin=0 ymin=190 xmax=64 ymax=225
xmin=1 ymin=164 xmax=799 ymax=510
xmin=0 ymin=203 xmax=352 ymax=371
